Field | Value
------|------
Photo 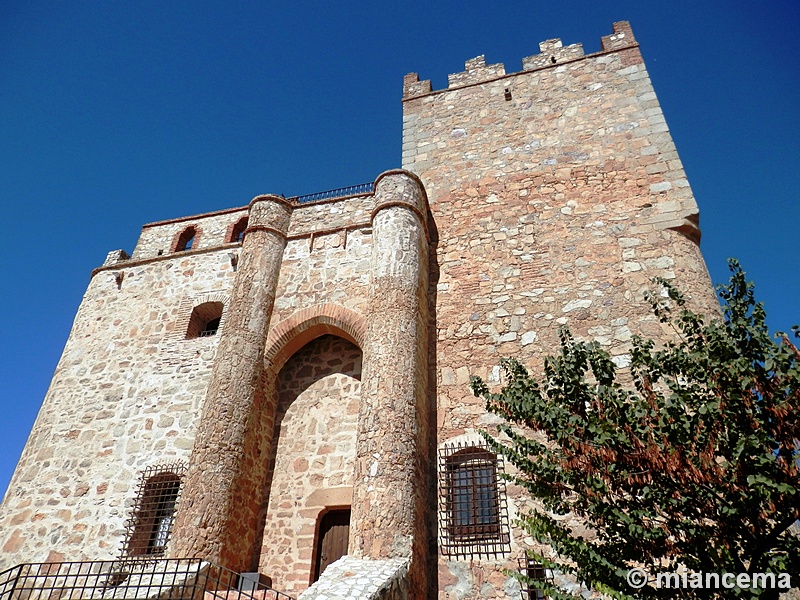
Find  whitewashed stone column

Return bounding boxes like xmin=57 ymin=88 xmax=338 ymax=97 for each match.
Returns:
xmin=351 ymin=170 xmax=430 ymax=582
xmin=172 ymin=194 xmax=292 ymax=571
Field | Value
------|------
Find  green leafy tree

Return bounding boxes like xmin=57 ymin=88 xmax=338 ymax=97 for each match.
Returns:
xmin=470 ymin=260 xmax=800 ymax=598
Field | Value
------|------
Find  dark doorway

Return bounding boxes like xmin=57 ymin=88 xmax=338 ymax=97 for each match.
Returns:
xmin=313 ymin=508 xmax=351 ymax=582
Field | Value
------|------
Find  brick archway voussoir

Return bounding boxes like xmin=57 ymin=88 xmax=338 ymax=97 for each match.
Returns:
xmin=264 ymin=304 xmax=366 ymax=375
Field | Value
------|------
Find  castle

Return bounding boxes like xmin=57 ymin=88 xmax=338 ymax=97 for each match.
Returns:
xmin=0 ymin=22 xmax=719 ymax=600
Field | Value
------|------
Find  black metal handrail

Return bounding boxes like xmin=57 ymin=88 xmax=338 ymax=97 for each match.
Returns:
xmin=290 ymin=182 xmax=374 ymax=204
xmin=0 ymin=558 xmax=294 ymax=600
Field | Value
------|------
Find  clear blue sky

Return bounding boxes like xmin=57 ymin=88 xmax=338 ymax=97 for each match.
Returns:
xmin=1 ymin=2 xmax=798 ymax=498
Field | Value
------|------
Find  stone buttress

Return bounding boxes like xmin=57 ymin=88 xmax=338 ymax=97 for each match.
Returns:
xmin=172 ymin=195 xmax=293 ymax=570
xmin=346 ymin=171 xmax=431 ymax=592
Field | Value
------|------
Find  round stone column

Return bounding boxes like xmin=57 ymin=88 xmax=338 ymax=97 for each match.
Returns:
xmin=350 ymin=170 xmax=430 ymax=570
xmin=172 ymin=194 xmax=292 ymax=571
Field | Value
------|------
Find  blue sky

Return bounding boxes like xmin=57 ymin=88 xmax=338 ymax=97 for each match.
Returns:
xmin=1 ymin=2 xmax=798 ymax=498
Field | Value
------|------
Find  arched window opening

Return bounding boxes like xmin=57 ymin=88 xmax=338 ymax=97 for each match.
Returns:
xmin=120 ymin=462 xmax=187 ymax=558
xmin=186 ymin=301 xmax=224 ymax=339
xmin=228 ymin=216 xmax=248 ymax=243
xmin=438 ymin=442 xmax=510 ymax=557
xmin=175 ymin=226 xmax=197 ymax=252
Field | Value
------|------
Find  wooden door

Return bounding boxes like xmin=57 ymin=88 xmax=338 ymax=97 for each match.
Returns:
xmin=313 ymin=508 xmax=350 ymax=582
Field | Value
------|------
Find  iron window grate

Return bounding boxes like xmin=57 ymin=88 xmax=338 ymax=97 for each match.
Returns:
xmin=518 ymin=557 xmax=553 ymax=599
xmin=438 ymin=441 xmax=511 ymax=558
xmin=119 ymin=461 xmax=188 ymax=560
xmin=0 ymin=558 xmax=294 ymax=600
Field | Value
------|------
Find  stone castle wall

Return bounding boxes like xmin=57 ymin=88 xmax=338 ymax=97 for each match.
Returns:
xmin=402 ymin=21 xmax=718 ymax=599
xmin=0 ymin=191 xmax=378 ymax=572
xmin=132 ymin=207 xmax=248 ymax=260
xmin=0 ymin=246 xmax=237 ymax=565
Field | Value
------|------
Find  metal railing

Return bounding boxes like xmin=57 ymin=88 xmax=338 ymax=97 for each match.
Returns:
xmin=291 ymin=182 xmax=374 ymax=204
xmin=0 ymin=559 xmax=294 ymax=600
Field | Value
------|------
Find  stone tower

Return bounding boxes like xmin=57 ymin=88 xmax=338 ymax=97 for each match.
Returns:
xmin=0 ymin=22 xmax=717 ymax=600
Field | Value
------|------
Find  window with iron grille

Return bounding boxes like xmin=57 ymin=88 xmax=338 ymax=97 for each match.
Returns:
xmin=120 ymin=462 xmax=187 ymax=559
xmin=518 ymin=557 xmax=552 ymax=599
xmin=438 ymin=441 xmax=510 ymax=558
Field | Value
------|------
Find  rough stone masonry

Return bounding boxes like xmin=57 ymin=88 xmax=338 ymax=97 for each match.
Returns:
xmin=0 ymin=21 xmax=719 ymax=600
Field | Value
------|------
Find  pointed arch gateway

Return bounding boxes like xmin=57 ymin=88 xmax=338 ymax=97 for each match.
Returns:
xmin=172 ymin=172 xmax=431 ymax=593
xmin=254 ymin=172 xmax=432 ymax=594
xmin=256 ymin=304 xmax=367 ymax=595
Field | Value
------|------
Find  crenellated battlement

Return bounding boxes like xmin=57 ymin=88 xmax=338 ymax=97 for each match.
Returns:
xmin=522 ymin=38 xmax=584 ymax=70
xmin=403 ymin=21 xmax=638 ymax=99
xmin=446 ymin=55 xmax=506 ymax=88
xmin=601 ymin=20 xmax=637 ymax=52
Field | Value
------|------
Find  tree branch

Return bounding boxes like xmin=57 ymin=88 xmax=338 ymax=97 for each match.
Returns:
xmin=746 ymin=509 xmax=800 ymax=572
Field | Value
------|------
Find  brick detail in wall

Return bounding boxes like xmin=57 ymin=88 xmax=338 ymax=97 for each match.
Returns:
xmin=264 ymin=303 xmax=367 ymax=376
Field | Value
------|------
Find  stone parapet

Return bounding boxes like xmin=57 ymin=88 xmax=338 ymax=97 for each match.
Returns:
xmin=133 ymin=207 xmax=249 ymax=260
xmin=447 ymin=56 xmax=506 ymax=89
xmin=102 ymin=249 xmax=130 ymax=266
xmin=402 ymin=21 xmax=640 ymax=100
xmin=601 ymin=20 xmax=637 ymax=52
xmin=522 ymin=39 xmax=585 ymax=70
xmin=402 ymin=73 xmax=431 ymax=99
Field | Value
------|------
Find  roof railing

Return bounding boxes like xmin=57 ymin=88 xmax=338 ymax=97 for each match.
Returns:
xmin=290 ymin=182 xmax=374 ymax=204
